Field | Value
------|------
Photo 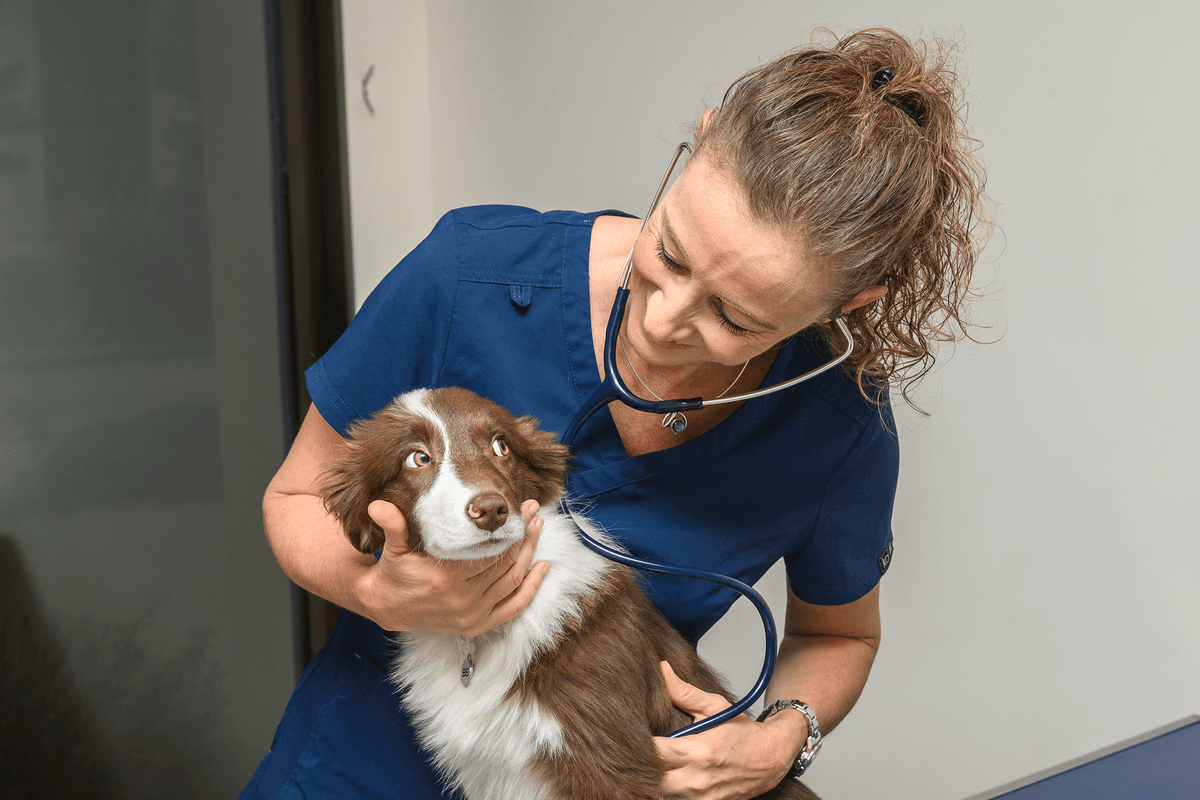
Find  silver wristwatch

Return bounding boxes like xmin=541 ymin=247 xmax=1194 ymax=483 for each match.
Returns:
xmin=757 ymin=699 xmax=822 ymax=777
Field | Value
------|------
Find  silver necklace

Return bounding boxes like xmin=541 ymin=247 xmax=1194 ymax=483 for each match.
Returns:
xmin=619 ymin=337 xmax=750 ymax=434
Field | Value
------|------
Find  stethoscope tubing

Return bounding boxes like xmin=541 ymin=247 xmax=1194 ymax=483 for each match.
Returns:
xmin=559 ymin=496 xmax=778 ymax=738
xmin=561 ymin=141 xmax=856 ymax=738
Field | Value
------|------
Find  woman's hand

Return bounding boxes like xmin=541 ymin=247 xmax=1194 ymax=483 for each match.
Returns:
xmin=355 ymin=498 xmax=550 ymax=635
xmin=655 ymin=662 xmax=803 ymax=800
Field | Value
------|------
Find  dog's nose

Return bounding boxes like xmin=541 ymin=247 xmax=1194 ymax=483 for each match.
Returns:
xmin=465 ymin=492 xmax=509 ymax=533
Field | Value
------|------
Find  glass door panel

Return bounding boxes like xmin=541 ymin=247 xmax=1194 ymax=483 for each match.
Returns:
xmin=0 ymin=1 xmax=292 ymax=795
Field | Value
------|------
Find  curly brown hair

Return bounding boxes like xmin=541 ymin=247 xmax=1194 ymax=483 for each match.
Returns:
xmin=696 ymin=27 xmax=992 ymax=410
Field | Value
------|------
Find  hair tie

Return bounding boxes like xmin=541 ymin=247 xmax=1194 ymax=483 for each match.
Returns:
xmin=871 ymin=68 xmax=924 ymax=127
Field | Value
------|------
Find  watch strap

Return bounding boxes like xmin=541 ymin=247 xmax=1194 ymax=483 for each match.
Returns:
xmin=757 ymin=699 xmax=822 ymax=777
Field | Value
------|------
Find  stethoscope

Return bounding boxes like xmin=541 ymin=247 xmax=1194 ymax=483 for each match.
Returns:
xmin=558 ymin=142 xmax=855 ymax=737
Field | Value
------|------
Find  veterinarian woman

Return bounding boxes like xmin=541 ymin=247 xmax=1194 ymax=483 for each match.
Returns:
xmin=242 ymin=27 xmax=988 ymax=800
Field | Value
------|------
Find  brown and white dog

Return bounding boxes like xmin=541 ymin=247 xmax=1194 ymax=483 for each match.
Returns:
xmin=322 ymin=387 xmax=819 ymax=800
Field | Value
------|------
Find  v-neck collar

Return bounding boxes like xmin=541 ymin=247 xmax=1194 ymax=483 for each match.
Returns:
xmin=560 ymin=211 xmax=802 ymax=498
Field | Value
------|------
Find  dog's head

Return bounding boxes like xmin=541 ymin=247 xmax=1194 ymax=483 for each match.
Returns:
xmin=322 ymin=387 xmax=570 ymax=560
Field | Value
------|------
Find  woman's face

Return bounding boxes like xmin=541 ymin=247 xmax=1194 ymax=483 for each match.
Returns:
xmin=623 ymin=152 xmax=831 ymax=371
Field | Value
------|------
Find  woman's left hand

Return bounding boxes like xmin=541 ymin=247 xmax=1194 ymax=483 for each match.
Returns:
xmin=654 ymin=662 xmax=801 ymax=800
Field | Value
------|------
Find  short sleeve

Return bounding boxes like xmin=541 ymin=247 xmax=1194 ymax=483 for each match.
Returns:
xmin=305 ymin=211 xmax=461 ymax=435
xmin=785 ymin=410 xmax=899 ymax=606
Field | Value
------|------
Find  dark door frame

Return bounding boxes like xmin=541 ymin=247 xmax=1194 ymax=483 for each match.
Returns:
xmin=264 ymin=0 xmax=352 ymax=678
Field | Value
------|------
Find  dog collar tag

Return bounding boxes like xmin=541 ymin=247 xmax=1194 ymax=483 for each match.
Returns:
xmin=460 ymin=653 xmax=474 ymax=687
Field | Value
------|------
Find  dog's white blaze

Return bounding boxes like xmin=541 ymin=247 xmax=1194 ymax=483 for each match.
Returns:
xmin=394 ymin=387 xmax=431 ymax=417
xmin=414 ymin=458 xmax=516 ymax=560
xmin=402 ymin=391 xmax=524 ymax=560
xmin=393 ymin=508 xmax=618 ymax=800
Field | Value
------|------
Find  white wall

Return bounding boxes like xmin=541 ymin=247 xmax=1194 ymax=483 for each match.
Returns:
xmin=341 ymin=0 xmax=435 ymax=299
xmin=340 ymin=2 xmax=1200 ymax=798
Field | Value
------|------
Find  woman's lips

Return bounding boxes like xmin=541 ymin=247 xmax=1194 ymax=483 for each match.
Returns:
xmin=646 ymin=334 xmax=689 ymax=351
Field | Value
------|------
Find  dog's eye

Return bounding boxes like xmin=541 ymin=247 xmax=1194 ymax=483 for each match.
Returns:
xmin=404 ymin=450 xmax=432 ymax=469
xmin=491 ymin=438 xmax=509 ymax=457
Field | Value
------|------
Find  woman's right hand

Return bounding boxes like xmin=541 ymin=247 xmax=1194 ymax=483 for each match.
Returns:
xmin=355 ymin=498 xmax=550 ymax=636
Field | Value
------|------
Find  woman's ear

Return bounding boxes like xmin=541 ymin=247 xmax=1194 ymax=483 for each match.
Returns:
xmin=698 ymin=107 xmax=716 ymax=137
xmin=831 ymin=285 xmax=887 ymax=319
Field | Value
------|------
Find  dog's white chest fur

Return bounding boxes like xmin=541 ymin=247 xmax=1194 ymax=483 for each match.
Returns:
xmin=391 ymin=511 xmax=613 ymax=800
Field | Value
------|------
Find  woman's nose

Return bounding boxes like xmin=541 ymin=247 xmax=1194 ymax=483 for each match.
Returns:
xmin=642 ymin=285 xmax=698 ymax=343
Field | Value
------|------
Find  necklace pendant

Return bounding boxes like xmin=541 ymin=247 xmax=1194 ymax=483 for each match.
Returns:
xmin=662 ymin=412 xmax=687 ymax=434
xmin=460 ymin=652 xmax=474 ymax=687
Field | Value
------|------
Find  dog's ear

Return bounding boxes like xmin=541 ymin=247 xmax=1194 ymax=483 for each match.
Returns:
xmin=321 ymin=417 xmax=404 ymax=554
xmin=512 ymin=415 xmax=571 ymax=505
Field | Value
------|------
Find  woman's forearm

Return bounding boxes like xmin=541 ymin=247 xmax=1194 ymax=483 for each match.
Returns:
xmin=757 ymin=584 xmax=883 ymax=762
xmin=766 ymin=630 xmax=879 ymax=737
xmin=263 ymin=484 xmax=379 ymax=617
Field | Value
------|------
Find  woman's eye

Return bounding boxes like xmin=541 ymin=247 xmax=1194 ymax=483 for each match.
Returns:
xmin=656 ymin=239 xmax=687 ymax=273
xmin=404 ymin=450 xmax=432 ymax=469
xmin=491 ymin=438 xmax=509 ymax=457
xmin=713 ymin=300 xmax=752 ymax=336
xmin=657 ymin=236 xmax=754 ymax=336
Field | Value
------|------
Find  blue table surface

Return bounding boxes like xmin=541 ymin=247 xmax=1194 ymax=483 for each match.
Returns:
xmin=966 ymin=716 xmax=1199 ymax=800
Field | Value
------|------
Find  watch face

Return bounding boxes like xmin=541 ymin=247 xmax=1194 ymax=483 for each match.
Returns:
xmin=796 ymin=737 xmax=821 ymax=776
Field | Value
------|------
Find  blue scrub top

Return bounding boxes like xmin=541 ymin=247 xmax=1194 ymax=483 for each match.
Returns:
xmin=241 ymin=206 xmax=898 ymax=799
